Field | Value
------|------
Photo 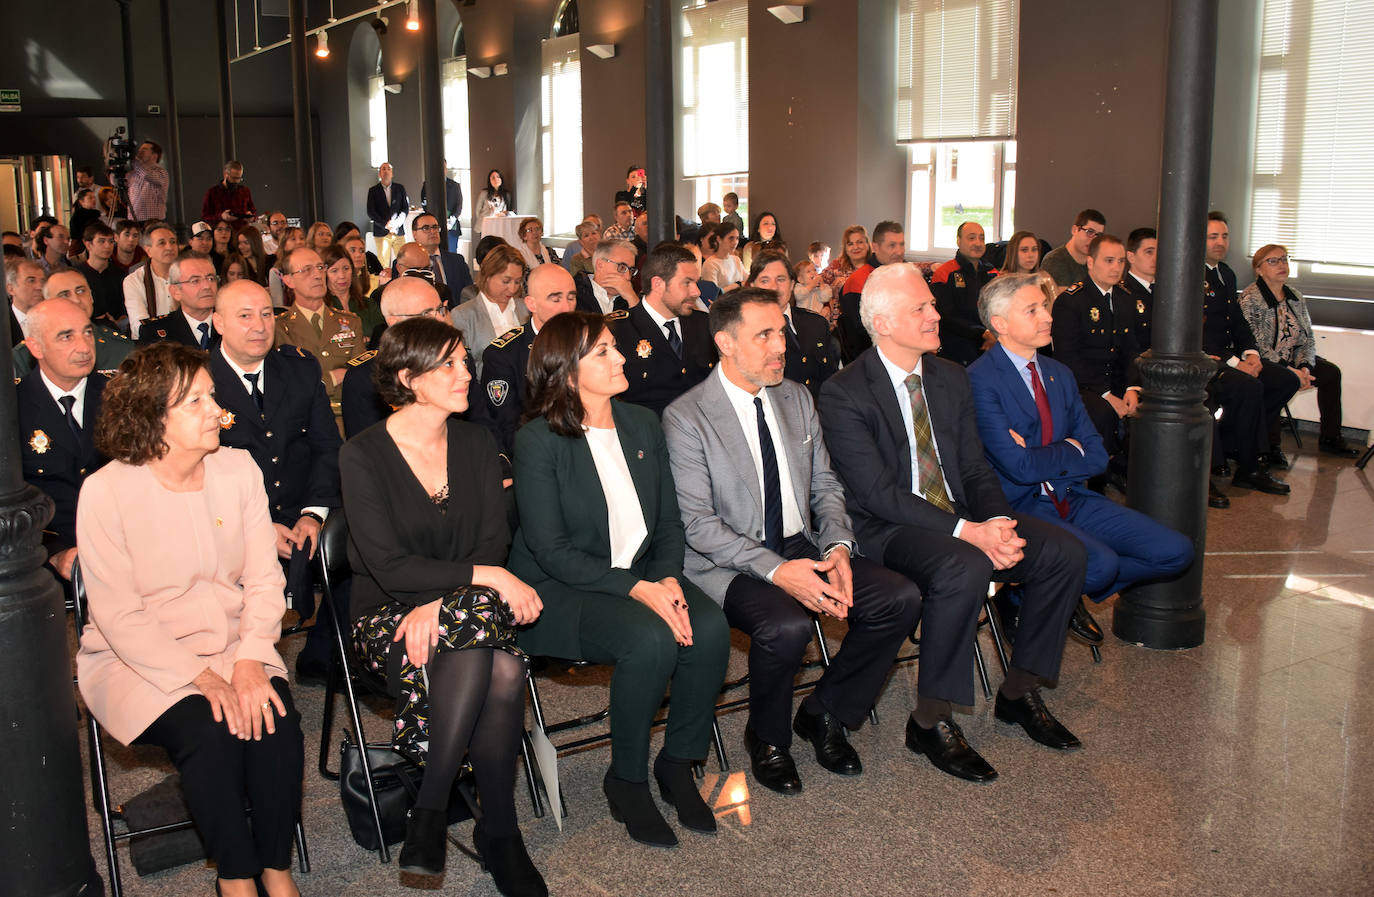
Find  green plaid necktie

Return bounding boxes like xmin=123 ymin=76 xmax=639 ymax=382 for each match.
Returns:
xmin=904 ymin=372 xmax=954 ymax=513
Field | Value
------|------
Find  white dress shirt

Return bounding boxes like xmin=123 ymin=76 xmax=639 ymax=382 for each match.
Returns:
xmin=589 ymin=278 xmax=615 ymax=314
xmin=122 ymin=265 xmax=173 ymax=339
xmin=640 ymin=299 xmax=681 ymax=347
xmin=584 ymin=426 xmax=649 ymax=569
xmin=875 ymin=346 xmax=965 ymax=536
xmin=716 ymin=366 xmax=804 ymax=540
xmin=480 ymin=293 xmax=522 ymax=335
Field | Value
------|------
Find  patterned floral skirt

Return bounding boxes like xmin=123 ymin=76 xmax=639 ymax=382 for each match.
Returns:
xmin=352 ymin=586 xmax=525 ymax=763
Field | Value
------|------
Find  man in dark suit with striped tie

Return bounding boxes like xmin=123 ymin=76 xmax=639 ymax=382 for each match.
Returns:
xmin=819 ymin=264 xmax=1086 ymax=786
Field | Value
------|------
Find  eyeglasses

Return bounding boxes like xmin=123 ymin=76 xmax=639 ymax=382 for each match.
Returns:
xmin=172 ymin=274 xmax=220 ymax=287
xmin=1262 ymin=256 xmax=1289 ymax=266
xmin=1077 ymin=226 xmax=1103 ymax=239
xmin=289 ymin=263 xmax=328 ymax=275
xmin=393 ymin=305 xmax=448 ymax=319
xmin=414 ymin=225 xmax=440 ymax=233
xmin=602 ymin=260 xmax=637 ymax=276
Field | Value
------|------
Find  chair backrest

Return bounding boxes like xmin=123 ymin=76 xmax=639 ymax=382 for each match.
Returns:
xmin=71 ymin=560 xmax=89 ymax=627
xmin=316 ymin=511 xmax=352 ymax=589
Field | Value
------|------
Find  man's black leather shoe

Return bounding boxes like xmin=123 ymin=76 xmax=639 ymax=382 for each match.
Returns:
xmin=994 ymin=689 xmax=1081 ymax=751
xmin=905 ymin=717 xmax=997 ymax=783
xmin=1232 ymin=469 xmax=1291 ymax=495
xmin=1264 ymin=448 xmax=1290 ymax=469
xmin=1320 ymin=438 xmax=1360 ymax=457
xmin=1067 ymin=597 xmax=1104 ymax=645
xmin=792 ymin=704 xmax=862 ymax=776
xmin=1212 ymin=462 xmax=1233 ymax=478
xmin=744 ymin=724 xmax=802 ymax=794
xmin=1208 ymin=482 xmax=1231 ymax=509
xmin=991 ymin=585 xmax=1019 ymax=644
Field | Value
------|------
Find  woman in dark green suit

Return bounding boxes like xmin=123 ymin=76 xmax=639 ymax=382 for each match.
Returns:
xmin=509 ymin=312 xmax=730 ymax=849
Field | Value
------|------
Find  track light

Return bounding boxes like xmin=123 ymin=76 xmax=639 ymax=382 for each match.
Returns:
xmin=406 ymin=0 xmax=419 ymax=31
xmin=315 ymin=31 xmax=330 ymax=58
xmin=370 ymin=14 xmax=387 ymax=37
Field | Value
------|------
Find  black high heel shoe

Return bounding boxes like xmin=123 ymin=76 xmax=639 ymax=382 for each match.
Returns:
xmin=602 ymin=768 xmax=678 ymax=847
xmin=397 ymin=807 xmax=448 ymax=876
xmin=473 ymin=823 xmax=548 ymax=897
xmin=653 ymin=751 xmax=716 ymax=834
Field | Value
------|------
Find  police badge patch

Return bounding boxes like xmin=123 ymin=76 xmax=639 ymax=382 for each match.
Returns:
xmin=636 ymin=339 xmax=652 ymax=359
xmin=29 ymin=429 xmax=50 ymax=454
xmin=953 ymin=273 xmax=966 ymax=288
xmin=1089 ymin=307 xmax=1101 ymax=322
xmin=1137 ymin=299 xmax=1146 ymax=315
xmin=487 ymin=380 xmax=510 ymax=406
xmin=219 ymin=410 xmax=236 ymax=430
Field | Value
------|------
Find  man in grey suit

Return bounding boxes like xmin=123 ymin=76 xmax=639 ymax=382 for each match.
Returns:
xmin=663 ymin=288 xmax=922 ymax=796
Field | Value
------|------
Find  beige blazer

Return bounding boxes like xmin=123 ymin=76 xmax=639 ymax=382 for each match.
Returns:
xmin=75 ymin=448 xmax=288 ymax=745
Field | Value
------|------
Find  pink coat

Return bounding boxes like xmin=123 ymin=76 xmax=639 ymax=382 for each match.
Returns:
xmin=76 ymin=448 xmax=288 ymax=745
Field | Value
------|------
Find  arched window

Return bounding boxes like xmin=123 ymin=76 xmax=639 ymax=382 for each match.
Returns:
xmin=442 ymin=22 xmax=471 ymax=226
xmin=541 ymin=1 xmax=582 ymax=235
xmin=368 ymin=49 xmax=389 ymax=169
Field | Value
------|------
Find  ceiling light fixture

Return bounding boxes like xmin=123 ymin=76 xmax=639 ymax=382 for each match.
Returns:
xmin=406 ymin=0 xmax=420 ymax=31
xmin=315 ymin=30 xmax=330 ymax=58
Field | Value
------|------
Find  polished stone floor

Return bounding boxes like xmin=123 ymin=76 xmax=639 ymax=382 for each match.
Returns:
xmin=80 ymin=435 xmax=1374 ymax=896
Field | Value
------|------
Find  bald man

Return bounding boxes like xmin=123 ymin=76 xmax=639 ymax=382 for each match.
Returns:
xmin=470 ymin=263 xmax=579 ymax=464
xmin=13 ymin=269 xmax=133 ymax=376
xmin=17 ymin=298 xmax=111 ymax=584
xmin=388 ymin=240 xmax=454 ymax=307
xmin=341 ymin=275 xmax=449 ymax=438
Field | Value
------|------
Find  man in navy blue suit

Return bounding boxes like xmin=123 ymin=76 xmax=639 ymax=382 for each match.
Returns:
xmin=968 ymin=274 xmax=1193 ymax=642
xmin=819 ymin=264 xmax=1086 ymax=785
xmin=410 ymin=211 xmax=473 ymax=300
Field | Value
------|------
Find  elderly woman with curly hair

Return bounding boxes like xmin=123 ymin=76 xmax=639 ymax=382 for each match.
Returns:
xmin=76 ymin=343 xmax=304 ymax=897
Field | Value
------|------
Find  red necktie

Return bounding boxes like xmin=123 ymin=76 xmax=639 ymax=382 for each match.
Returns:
xmin=1028 ymin=360 xmax=1070 ymax=519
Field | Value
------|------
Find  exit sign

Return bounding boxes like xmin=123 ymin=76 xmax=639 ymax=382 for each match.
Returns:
xmin=0 ymin=88 xmax=18 ymax=112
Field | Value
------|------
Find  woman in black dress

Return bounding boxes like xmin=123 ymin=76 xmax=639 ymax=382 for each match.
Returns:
xmin=339 ymin=317 xmax=546 ymax=896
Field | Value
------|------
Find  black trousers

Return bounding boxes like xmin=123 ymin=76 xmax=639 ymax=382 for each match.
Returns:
xmin=135 ymin=677 xmax=303 ymax=880
xmin=1210 ymin=367 xmax=1268 ymax=469
xmin=1266 ymin=355 xmax=1343 ymax=443
xmin=723 ymin=534 xmax=921 ymax=746
xmin=882 ymin=514 xmax=1085 ymax=706
xmin=1256 ymin=360 xmax=1301 ymax=448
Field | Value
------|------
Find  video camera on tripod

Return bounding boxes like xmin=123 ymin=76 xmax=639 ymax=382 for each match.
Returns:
xmin=103 ymin=127 xmax=134 ymax=208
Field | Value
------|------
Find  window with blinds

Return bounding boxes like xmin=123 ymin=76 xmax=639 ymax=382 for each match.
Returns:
xmin=1250 ymin=0 xmax=1374 ymax=268
xmin=541 ymin=34 xmax=583 ymax=236
xmin=895 ymin=0 xmax=1018 ymax=144
xmin=680 ymin=0 xmax=748 ymax=181
xmin=441 ymin=57 xmax=472 ymax=225
xmin=368 ymin=72 xmax=388 ymax=169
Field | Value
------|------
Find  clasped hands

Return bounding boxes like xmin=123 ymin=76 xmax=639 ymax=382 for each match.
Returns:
xmin=393 ymin=566 xmax=543 ymax=667
xmin=273 ymin=515 xmax=321 ymax=561
xmin=194 ymin=660 xmax=286 ymax=742
xmin=774 ymin=546 xmax=854 ymax=620
xmin=960 ymin=518 xmax=1026 ymax=571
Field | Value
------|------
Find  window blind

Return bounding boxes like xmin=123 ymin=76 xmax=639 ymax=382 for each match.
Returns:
xmin=680 ymin=0 xmax=748 ymax=179
xmin=895 ymin=0 xmax=1019 ymax=143
xmin=1250 ymin=0 xmax=1374 ymax=266
xmin=541 ymin=33 xmax=583 ymax=235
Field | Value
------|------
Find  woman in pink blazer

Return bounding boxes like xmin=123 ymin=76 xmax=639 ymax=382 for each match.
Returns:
xmin=76 ymin=343 xmax=303 ymax=897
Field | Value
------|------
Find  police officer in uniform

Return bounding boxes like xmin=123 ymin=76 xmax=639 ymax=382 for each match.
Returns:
xmin=276 ymin=247 xmax=366 ymax=418
xmin=1118 ymin=228 xmax=1157 ymax=352
xmin=608 ymin=243 xmax=716 ymax=416
xmin=931 ymin=221 xmax=999 ymax=366
xmin=17 ymin=298 xmax=110 ymax=590
xmin=13 ymin=269 xmax=133 ymax=377
xmin=471 ymin=263 xmax=579 ymax=464
xmin=138 ymin=253 xmax=221 ymax=349
xmin=1049 ymin=234 xmax=1140 ymax=458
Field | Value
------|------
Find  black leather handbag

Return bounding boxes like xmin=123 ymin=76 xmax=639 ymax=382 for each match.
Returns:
xmin=338 ymin=738 xmax=476 ymax=850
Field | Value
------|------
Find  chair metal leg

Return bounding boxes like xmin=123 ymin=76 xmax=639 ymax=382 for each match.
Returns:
xmin=523 ymin=676 xmax=549 ymax=818
xmin=520 ymin=730 xmax=546 ymax=818
xmin=86 ymin=711 xmax=123 ymax=897
xmin=294 ymin=819 xmax=310 ymax=873
xmin=971 ymin=634 xmax=993 ymax=700
xmin=1357 ymin=441 xmax=1373 ymax=470
xmin=1091 ymin=645 xmax=1103 ymax=664
xmin=318 ymin=663 xmax=338 ymax=780
xmin=982 ymin=597 xmax=1011 ymax=674
xmin=710 ymin=717 xmax=729 ymax=772
xmin=1283 ymin=404 xmax=1302 ymax=448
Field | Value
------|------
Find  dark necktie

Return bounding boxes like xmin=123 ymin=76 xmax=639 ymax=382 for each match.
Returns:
xmin=197 ymin=322 xmax=211 ymax=349
xmin=755 ymin=396 xmax=783 ymax=554
xmin=431 ymin=254 xmax=445 ymax=285
xmin=1028 ymin=361 xmax=1070 ymax=519
xmin=665 ymin=319 xmax=682 ymax=357
xmin=58 ymin=394 xmax=81 ymax=441
xmin=243 ymin=371 xmax=264 ymax=412
xmin=784 ymin=315 xmax=799 ymax=349
xmin=902 ymin=372 xmax=955 ymax=513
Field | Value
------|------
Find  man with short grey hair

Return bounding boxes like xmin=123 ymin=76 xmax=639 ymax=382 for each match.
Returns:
xmin=6 ymin=257 xmax=46 ymax=339
xmin=819 ymin=263 xmax=1087 ymax=784
xmin=122 ymin=222 xmax=179 ymax=337
xmin=139 ymin=253 xmax=220 ymax=348
xmin=575 ymin=239 xmax=639 ymax=314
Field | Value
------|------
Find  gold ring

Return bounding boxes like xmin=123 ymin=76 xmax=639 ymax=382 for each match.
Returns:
xmin=261 ymin=702 xmax=271 ymax=709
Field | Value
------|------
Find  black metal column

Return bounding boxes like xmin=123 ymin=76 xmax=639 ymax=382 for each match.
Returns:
xmin=159 ymin=0 xmax=186 ymax=230
xmin=1117 ymin=0 xmax=1219 ymax=649
xmin=216 ymin=0 xmax=237 ymax=161
xmin=418 ymin=0 xmax=448 ymax=248
xmin=117 ymin=0 xmax=136 ymax=141
xmin=644 ymin=0 xmax=674 ymax=246
xmin=0 ymin=308 xmax=102 ymax=896
xmin=288 ymin=0 xmax=319 ymax=223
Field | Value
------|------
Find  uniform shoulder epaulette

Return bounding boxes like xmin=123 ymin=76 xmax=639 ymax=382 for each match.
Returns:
xmin=275 ymin=343 xmax=310 ymax=358
xmin=96 ymin=369 xmax=116 ymax=378
xmin=143 ymin=312 xmax=172 ymax=324
xmin=1063 ymin=282 xmax=1084 ymax=294
xmin=605 ymin=309 xmax=630 ymax=321
xmin=274 ymin=307 xmax=290 ymax=317
xmin=349 ymin=350 xmax=377 ymax=368
xmin=490 ymin=326 xmax=524 ymax=349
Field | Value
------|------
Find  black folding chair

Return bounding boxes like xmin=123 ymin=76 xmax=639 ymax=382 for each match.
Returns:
xmin=72 ymin=563 xmax=310 ymax=897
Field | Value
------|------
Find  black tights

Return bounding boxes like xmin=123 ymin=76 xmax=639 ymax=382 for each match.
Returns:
xmin=414 ymin=647 xmax=527 ymax=836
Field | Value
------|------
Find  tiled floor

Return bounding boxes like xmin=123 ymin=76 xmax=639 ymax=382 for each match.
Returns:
xmin=78 ymin=437 xmax=1374 ymax=896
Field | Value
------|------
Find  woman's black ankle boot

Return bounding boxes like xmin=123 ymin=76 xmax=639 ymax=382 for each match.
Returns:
xmin=398 ymin=807 xmax=448 ymax=876
xmin=653 ymin=751 xmax=717 ymax=834
xmin=602 ymin=768 xmax=678 ymax=847
xmin=473 ymin=823 xmax=548 ymax=897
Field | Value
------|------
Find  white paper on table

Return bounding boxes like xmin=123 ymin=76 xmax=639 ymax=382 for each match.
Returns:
xmin=528 ymin=726 xmax=562 ymax=831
